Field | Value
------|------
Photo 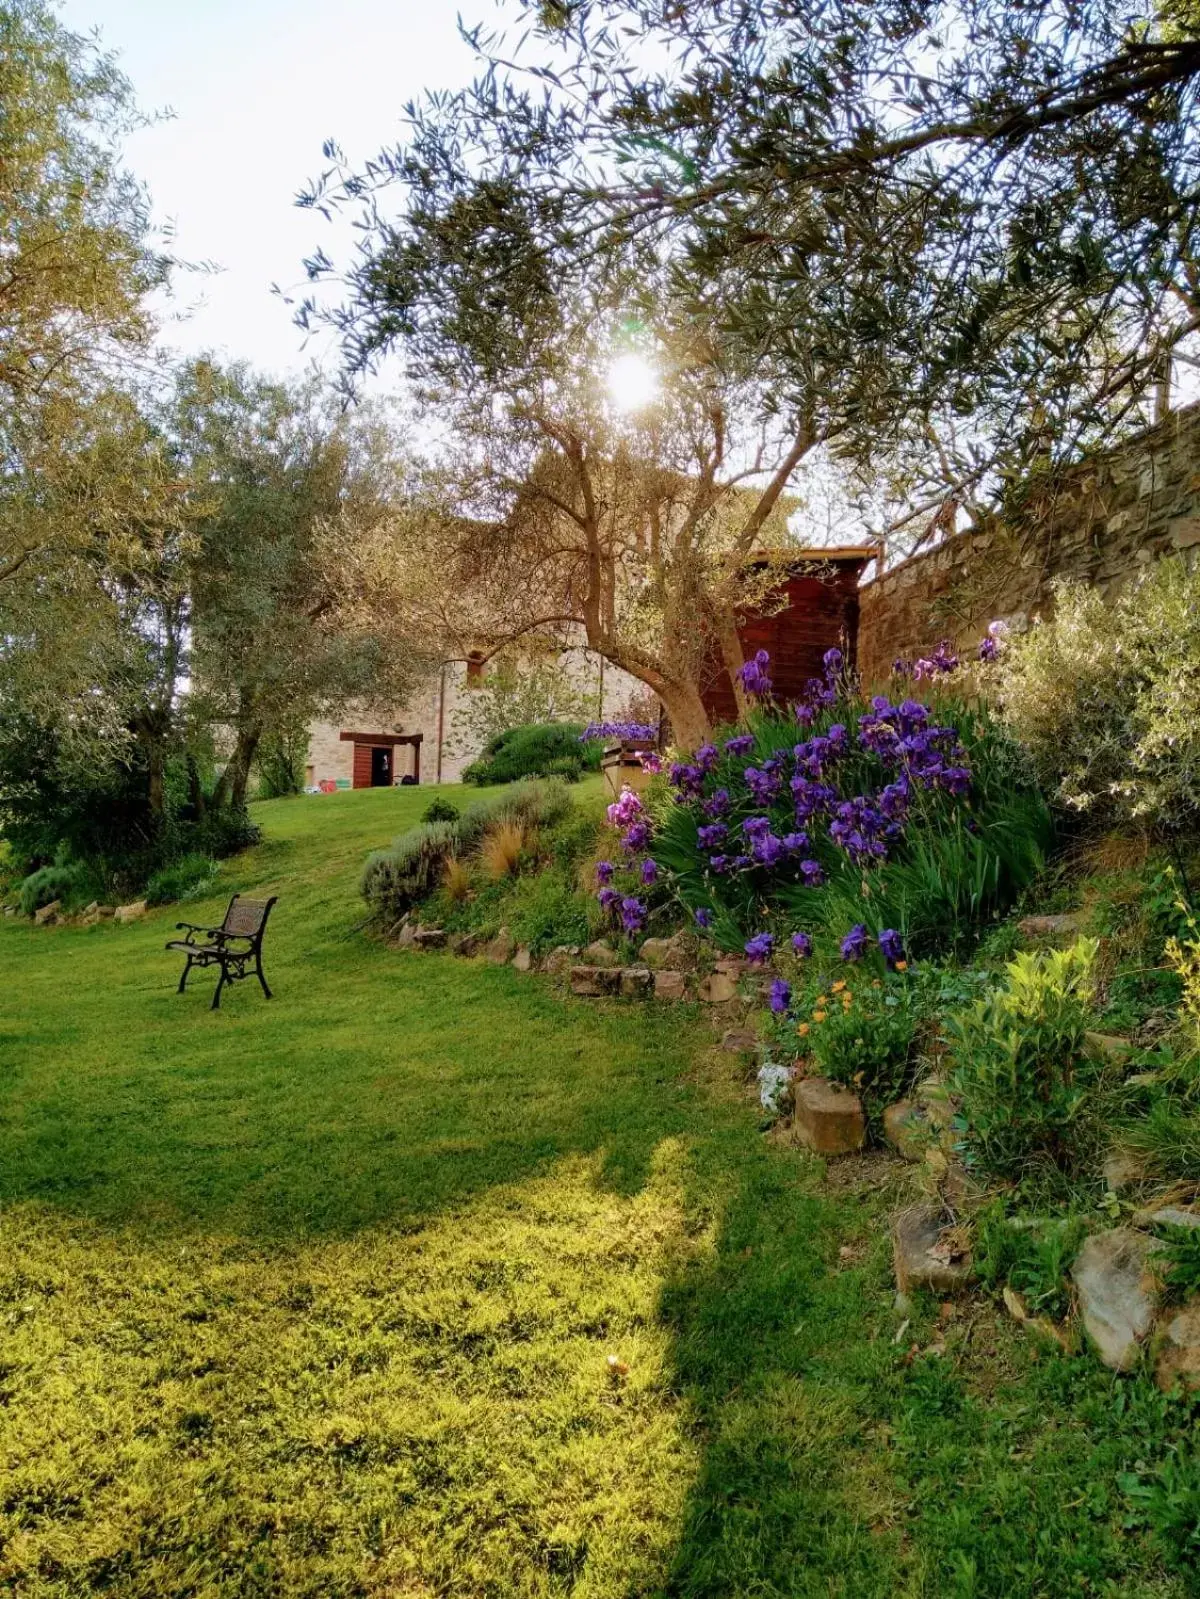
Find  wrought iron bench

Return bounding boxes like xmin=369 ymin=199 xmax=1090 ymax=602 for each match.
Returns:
xmin=166 ymin=894 xmax=277 ymax=1010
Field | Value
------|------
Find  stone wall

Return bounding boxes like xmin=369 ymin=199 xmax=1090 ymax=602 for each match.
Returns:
xmin=858 ymin=402 xmax=1200 ymax=684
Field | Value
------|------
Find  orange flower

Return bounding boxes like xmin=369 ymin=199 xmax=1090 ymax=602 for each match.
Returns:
xmin=872 ymin=979 xmax=882 ymax=989
xmin=797 ymin=1022 xmax=810 ymax=1038
xmin=894 ymin=959 xmax=908 ymax=972
xmin=815 ymin=994 xmax=828 ymax=1006
xmin=831 ymin=979 xmax=847 ymax=994
xmin=813 ymin=1010 xmax=828 ymax=1024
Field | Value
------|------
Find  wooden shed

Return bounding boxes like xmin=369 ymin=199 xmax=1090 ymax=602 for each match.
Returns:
xmin=699 ymin=548 xmax=876 ymax=726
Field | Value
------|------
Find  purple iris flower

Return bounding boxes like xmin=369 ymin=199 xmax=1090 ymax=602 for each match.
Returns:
xmin=791 ymin=931 xmax=813 ymax=958
xmin=708 ymin=854 xmax=730 ymax=874
xmin=694 ymin=907 xmax=714 ymax=929
xmin=879 ymin=928 xmax=905 ymax=967
xmin=768 ymin=978 xmax=791 ymax=1014
xmin=696 ymin=742 xmax=720 ymax=771
xmin=640 ymin=858 xmax=658 ymax=886
xmin=800 ymin=859 xmax=825 ymax=887
xmin=744 ymin=931 xmax=775 ymax=964
xmin=794 ymin=702 xmax=815 ymax=728
xmin=698 ymin=822 xmax=729 ymax=850
xmin=725 ymin=734 xmax=755 ymax=756
xmin=743 ymin=815 xmax=772 ymax=839
xmin=744 ymin=765 xmax=782 ymax=804
xmin=781 ymin=831 xmax=810 ymax=854
xmin=620 ymin=897 xmax=647 ymax=935
xmin=840 ymin=923 xmax=870 ymax=961
xmin=595 ymin=861 xmax=614 ymax=886
xmin=623 ymin=821 xmax=651 ymax=852
xmin=823 ymin=647 xmax=843 ymax=676
xmin=702 ymin=788 xmax=731 ymax=818
xmin=738 ymin=649 xmax=773 ymax=699
xmin=598 ymin=887 xmax=621 ymax=911
xmin=752 ymin=833 xmax=787 ymax=868
xmin=978 ymin=635 xmax=999 ymax=662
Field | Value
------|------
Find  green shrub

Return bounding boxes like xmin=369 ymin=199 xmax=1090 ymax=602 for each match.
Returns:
xmin=192 ymin=805 xmax=261 ymax=859
xmin=361 ymin=780 xmax=574 ymax=922
xmin=974 ymin=1202 xmax=1087 ymax=1320
xmin=18 ymin=858 xmax=102 ymax=917
xmin=947 ymin=940 xmax=1104 ymax=1184
xmin=145 ymin=854 xmax=218 ymax=906
xmin=421 ymin=796 xmax=461 ymax=824
xmin=800 ymin=975 xmax=916 ymax=1104
xmin=1156 ymin=1224 xmax=1200 ymax=1305
xmin=994 ymin=557 xmax=1200 ymax=833
xmin=507 ymin=871 xmax=593 ymax=954
xmin=462 ymin=724 xmax=599 ymax=786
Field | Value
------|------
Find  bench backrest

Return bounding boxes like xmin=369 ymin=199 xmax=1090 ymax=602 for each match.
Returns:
xmin=220 ymin=895 xmax=277 ymax=941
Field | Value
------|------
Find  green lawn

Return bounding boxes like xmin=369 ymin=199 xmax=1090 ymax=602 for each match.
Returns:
xmin=0 ymin=786 xmax=1192 ymax=1596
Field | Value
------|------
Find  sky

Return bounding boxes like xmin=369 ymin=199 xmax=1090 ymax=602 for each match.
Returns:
xmin=58 ymin=0 xmax=483 ymax=382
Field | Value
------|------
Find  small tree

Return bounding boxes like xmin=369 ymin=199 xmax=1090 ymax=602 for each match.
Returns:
xmin=448 ymin=649 xmax=594 ymax=755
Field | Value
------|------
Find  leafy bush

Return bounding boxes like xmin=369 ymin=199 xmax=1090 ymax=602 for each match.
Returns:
xmin=1156 ymin=1224 xmax=1200 ymax=1305
xmin=361 ymin=780 xmax=573 ymax=922
xmin=462 ymin=723 xmax=600 ymax=786
xmin=192 ymin=805 xmax=262 ymax=860
xmin=145 ymin=853 xmax=218 ymax=906
xmin=615 ymin=652 xmax=1051 ymax=959
xmin=18 ymin=858 xmax=102 ymax=916
xmin=256 ymin=731 xmax=306 ymax=798
xmin=422 ymin=796 xmax=461 ymax=824
xmin=946 ymin=940 xmax=1104 ymax=1183
xmin=975 ymin=1203 xmax=1087 ymax=1321
xmin=507 ymin=870 xmax=593 ymax=954
xmin=797 ymin=975 xmax=916 ymax=1103
xmin=993 ymin=557 xmax=1200 ymax=833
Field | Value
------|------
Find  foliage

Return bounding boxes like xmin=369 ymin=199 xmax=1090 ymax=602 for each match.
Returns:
xmin=1126 ymin=1102 xmax=1200 ymax=1183
xmin=144 ymin=853 xmax=219 ymax=907
xmin=17 ymin=859 xmax=102 ymax=917
xmin=449 ymin=651 xmax=595 ymax=756
xmin=421 ymin=796 xmax=461 ymax=824
xmin=975 ymin=1203 xmax=1088 ymax=1321
xmin=1156 ymin=1224 xmax=1200 ymax=1304
xmin=463 ymin=722 xmax=600 ymax=786
xmin=994 ymin=559 xmax=1200 ymax=833
xmin=620 ymin=657 xmax=1051 ymax=958
xmin=946 ymin=941 xmax=1104 ymax=1184
xmin=361 ymin=779 xmax=573 ymax=921
xmin=256 ymin=725 xmax=308 ymax=799
xmin=796 ymin=976 xmax=916 ymax=1104
xmin=297 ymin=0 xmax=1200 ymax=574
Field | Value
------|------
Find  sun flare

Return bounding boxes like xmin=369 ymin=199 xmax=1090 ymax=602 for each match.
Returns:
xmin=606 ymin=352 xmax=659 ymax=413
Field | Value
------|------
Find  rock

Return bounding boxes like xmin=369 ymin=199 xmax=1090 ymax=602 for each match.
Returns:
xmin=570 ymin=965 xmax=621 ymax=997
xmin=639 ymin=933 xmax=691 ymax=970
xmin=1018 ymin=912 xmax=1084 ymax=939
xmin=82 ymin=901 xmax=99 ymax=916
xmin=542 ymin=946 xmax=579 ymax=976
xmin=97 ymin=905 xmax=115 ymax=919
xmin=113 ymin=900 xmax=147 ymax=924
xmin=653 ymin=970 xmax=687 ymax=1002
xmin=582 ymin=939 xmax=620 ymax=968
xmin=757 ymin=1061 xmax=793 ymax=1114
xmin=484 ymin=928 xmax=515 ymax=964
xmin=792 ymin=1076 xmax=866 ymax=1156
xmin=714 ymin=955 xmax=748 ymax=979
xmin=883 ymin=1098 xmax=932 ymax=1161
xmin=893 ymin=1205 xmax=976 ymax=1296
xmin=512 ymin=945 xmax=534 ymax=972
xmin=1086 ymin=1031 xmax=1133 ymax=1065
xmin=81 ymin=908 xmax=101 ymax=926
xmin=1155 ymin=1303 xmax=1200 ymax=1393
xmin=448 ymin=931 xmax=482 ymax=956
xmin=394 ymin=919 xmax=417 ymax=948
xmin=1103 ymin=1148 xmax=1151 ymax=1193
xmin=915 ymin=1076 xmax=956 ymax=1131
xmin=618 ymin=966 xmax=653 ymax=998
xmin=33 ymin=900 xmax=62 ymax=926
xmin=412 ymin=928 xmax=447 ymax=950
xmin=1073 ymin=1228 xmax=1160 ymax=1371
xmin=1136 ymin=1204 xmax=1200 ymax=1231
xmin=697 ymin=971 xmax=739 ymax=1005
xmin=721 ymin=1027 xmax=757 ymax=1054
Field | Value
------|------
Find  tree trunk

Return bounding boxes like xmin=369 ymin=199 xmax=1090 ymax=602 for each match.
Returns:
xmin=657 ymin=681 xmax=712 ymax=751
xmin=210 ymin=722 xmax=261 ymax=812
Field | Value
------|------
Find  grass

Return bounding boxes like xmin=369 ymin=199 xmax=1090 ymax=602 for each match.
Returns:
xmin=0 ymin=783 xmax=1196 ymax=1595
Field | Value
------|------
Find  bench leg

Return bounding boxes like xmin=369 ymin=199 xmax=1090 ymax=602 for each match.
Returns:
xmin=211 ymin=965 xmax=227 ymax=1010
xmin=256 ymin=955 xmax=272 ymax=999
xmin=178 ymin=957 xmax=192 ymax=994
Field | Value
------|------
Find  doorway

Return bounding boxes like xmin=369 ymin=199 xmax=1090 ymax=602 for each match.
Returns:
xmin=370 ymin=746 xmax=392 ymax=787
